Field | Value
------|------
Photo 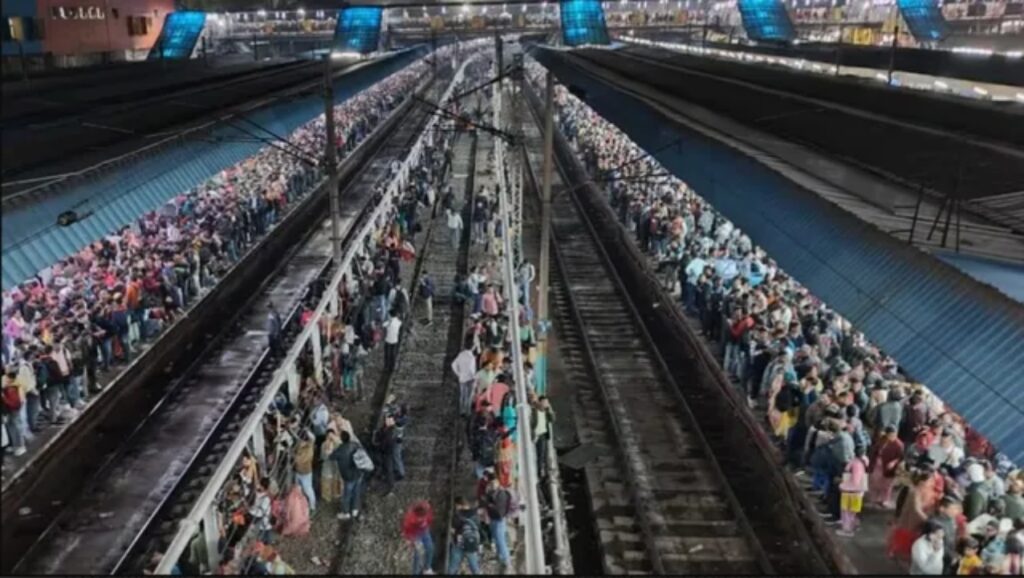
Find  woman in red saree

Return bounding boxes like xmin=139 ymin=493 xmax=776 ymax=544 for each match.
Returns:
xmin=279 ymin=484 xmax=310 ymax=537
xmin=888 ymin=470 xmax=936 ymax=562
xmin=868 ymin=426 xmax=904 ymax=509
xmin=496 ymin=434 xmax=516 ymax=489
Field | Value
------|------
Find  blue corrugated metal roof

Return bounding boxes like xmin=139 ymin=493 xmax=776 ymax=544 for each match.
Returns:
xmin=537 ymin=49 xmax=1024 ymax=464
xmin=2 ymin=49 xmax=422 ymax=290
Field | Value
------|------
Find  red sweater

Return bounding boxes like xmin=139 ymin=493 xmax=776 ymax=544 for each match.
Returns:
xmin=401 ymin=503 xmax=434 ymax=541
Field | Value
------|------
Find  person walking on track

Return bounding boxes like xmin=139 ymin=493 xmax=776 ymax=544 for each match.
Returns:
xmin=448 ymin=497 xmax=483 ymax=575
xmin=402 ymin=500 xmax=436 ymax=575
xmin=419 ymin=270 xmax=436 ymax=326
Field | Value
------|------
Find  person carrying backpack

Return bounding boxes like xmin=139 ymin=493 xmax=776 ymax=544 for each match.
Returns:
xmin=332 ymin=431 xmax=371 ymax=520
xmin=375 ymin=416 xmax=400 ymax=495
xmin=448 ymin=497 xmax=482 ymax=575
xmin=483 ymin=477 xmax=513 ymax=573
xmin=470 ymin=407 xmax=498 ymax=480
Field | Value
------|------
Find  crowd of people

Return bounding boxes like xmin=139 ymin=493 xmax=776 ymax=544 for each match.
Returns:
xmin=156 ymin=50 xmax=512 ymax=574
xmin=526 ymin=59 xmax=1023 ymax=576
xmin=0 ymin=56 xmax=434 ymax=465
xmin=157 ymin=64 xmax=453 ymax=573
xmin=397 ymin=121 xmax=553 ymax=575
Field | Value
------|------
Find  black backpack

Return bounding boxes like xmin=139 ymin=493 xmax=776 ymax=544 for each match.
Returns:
xmin=476 ymin=430 xmax=497 ymax=467
xmin=459 ymin=516 xmax=481 ymax=551
xmin=774 ymin=383 xmax=797 ymax=413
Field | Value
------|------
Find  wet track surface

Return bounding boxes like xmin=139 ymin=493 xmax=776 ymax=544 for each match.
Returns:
xmin=11 ymin=89 xmax=436 ymax=575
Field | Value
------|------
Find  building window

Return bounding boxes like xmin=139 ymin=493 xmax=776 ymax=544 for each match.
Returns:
xmin=5 ymin=17 xmax=44 ymax=42
xmin=127 ymin=15 xmax=151 ymax=36
xmin=112 ymin=8 xmax=119 ymax=19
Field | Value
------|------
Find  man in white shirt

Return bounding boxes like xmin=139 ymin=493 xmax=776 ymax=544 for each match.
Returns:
xmin=447 ymin=208 xmax=464 ymax=250
xmin=684 ymin=252 xmax=707 ymax=314
xmin=451 ymin=340 xmax=477 ymax=417
xmin=383 ymin=311 xmax=402 ymax=370
xmin=518 ymin=260 xmax=536 ymax=310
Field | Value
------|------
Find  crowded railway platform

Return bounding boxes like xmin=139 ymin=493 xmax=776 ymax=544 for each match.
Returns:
xmin=2 ymin=6 xmax=1022 ymax=575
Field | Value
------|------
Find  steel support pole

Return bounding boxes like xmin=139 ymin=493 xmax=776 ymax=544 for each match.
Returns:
xmin=495 ymin=32 xmax=503 ymax=79
xmin=887 ymin=23 xmax=898 ymax=86
xmin=325 ymin=55 xmax=342 ymax=266
xmin=908 ymin=185 xmax=924 ymax=245
xmin=514 ymin=54 xmax=526 ymax=263
xmin=536 ymin=70 xmax=555 ymax=396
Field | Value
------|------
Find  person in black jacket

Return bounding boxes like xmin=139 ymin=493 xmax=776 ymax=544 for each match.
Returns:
xmin=375 ymin=416 xmax=399 ymax=495
xmin=332 ymin=431 xmax=364 ymax=520
xmin=448 ymin=497 xmax=482 ymax=575
xmin=468 ymin=404 xmax=497 ymax=479
xmin=40 ymin=345 xmax=67 ymax=423
xmin=483 ymin=477 xmax=513 ymax=573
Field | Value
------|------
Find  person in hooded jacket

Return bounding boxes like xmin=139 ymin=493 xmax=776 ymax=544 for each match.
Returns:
xmin=402 ymin=500 xmax=435 ymax=575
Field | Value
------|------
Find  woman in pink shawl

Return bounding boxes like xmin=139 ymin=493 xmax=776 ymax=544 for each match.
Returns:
xmin=279 ymin=483 xmax=310 ymax=537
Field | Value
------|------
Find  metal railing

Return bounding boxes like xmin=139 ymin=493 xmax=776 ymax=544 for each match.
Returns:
xmin=491 ymin=71 xmax=546 ymax=576
xmin=152 ymin=45 xmax=476 ymax=575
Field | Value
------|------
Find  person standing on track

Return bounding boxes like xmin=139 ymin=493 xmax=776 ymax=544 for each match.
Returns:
xmin=531 ymin=395 xmax=555 ymax=480
xmin=447 ymin=206 xmax=464 ymax=251
xmin=383 ymin=310 xmax=402 ymax=370
xmin=333 ymin=430 xmax=367 ymax=521
xmin=267 ymin=303 xmax=283 ymax=357
xmin=419 ymin=271 xmax=436 ymax=327
xmin=402 ymin=500 xmax=436 ymax=575
xmin=448 ymin=497 xmax=483 ymax=575
xmin=249 ymin=477 xmax=275 ymax=545
xmin=452 ymin=338 xmax=477 ymax=418
xmin=517 ymin=259 xmax=536 ymax=310
xmin=382 ymin=394 xmax=409 ymax=482
xmin=375 ymin=415 xmax=400 ymax=496
xmin=483 ymin=476 xmax=513 ymax=574
xmin=293 ymin=430 xmax=316 ymax=514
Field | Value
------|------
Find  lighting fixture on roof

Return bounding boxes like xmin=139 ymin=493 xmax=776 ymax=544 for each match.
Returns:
xmin=257 ymin=9 xmax=267 ymax=17
xmin=1016 ymin=93 xmax=1024 ymax=102
xmin=973 ymin=86 xmax=989 ymax=96
xmin=933 ymin=80 xmax=948 ymax=89
xmin=57 ymin=210 xmax=93 ymax=227
xmin=462 ymin=3 xmax=469 ymax=13
xmin=296 ymin=7 xmax=305 ymax=16
xmin=951 ymin=46 xmax=993 ymax=56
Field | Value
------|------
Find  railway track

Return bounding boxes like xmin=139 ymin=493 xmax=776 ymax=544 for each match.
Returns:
xmin=120 ymin=85 xmax=445 ymax=575
xmin=520 ymin=86 xmax=769 ymax=577
xmin=522 ymin=74 xmax=840 ymax=575
xmin=6 ymin=73 xmax=443 ymax=576
xmin=336 ymin=129 xmax=480 ymax=575
xmin=332 ymin=61 xmax=489 ymax=575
